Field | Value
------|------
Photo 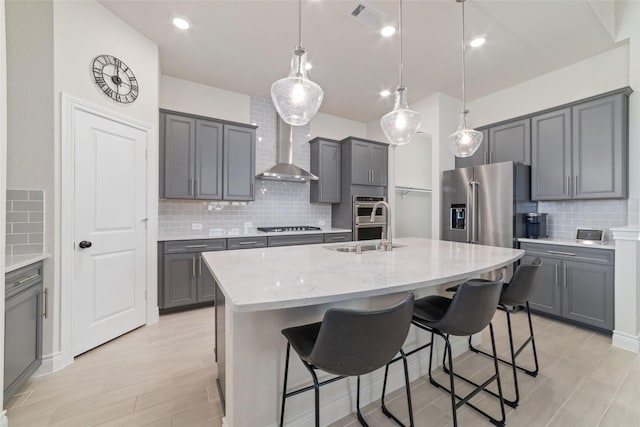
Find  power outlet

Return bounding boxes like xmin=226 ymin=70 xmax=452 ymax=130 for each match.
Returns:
xmin=319 ymin=220 xmax=326 ymax=227
xmin=244 ymin=222 xmax=253 ymax=229
xmin=192 ymin=223 xmax=203 ymax=230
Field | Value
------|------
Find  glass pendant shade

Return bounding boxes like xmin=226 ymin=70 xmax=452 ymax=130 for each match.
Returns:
xmin=271 ymin=47 xmax=323 ymax=126
xmin=447 ymin=110 xmax=483 ymax=157
xmin=380 ymin=87 xmax=422 ymax=146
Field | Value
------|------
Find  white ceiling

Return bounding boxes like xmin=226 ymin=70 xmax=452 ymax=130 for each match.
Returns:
xmin=100 ymin=0 xmax=618 ymax=123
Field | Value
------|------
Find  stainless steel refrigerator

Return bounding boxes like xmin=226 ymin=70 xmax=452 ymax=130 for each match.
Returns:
xmin=441 ymin=161 xmax=532 ymax=249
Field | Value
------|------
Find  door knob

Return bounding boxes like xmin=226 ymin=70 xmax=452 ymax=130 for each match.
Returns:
xmin=79 ymin=240 xmax=92 ymax=249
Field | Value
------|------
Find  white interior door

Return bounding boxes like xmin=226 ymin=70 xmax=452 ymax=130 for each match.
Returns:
xmin=72 ymin=109 xmax=147 ymax=356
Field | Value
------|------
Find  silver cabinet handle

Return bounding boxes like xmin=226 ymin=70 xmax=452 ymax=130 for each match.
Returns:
xmin=484 ymin=151 xmax=488 ymax=164
xmin=548 ymin=250 xmax=575 ymax=256
xmin=332 ymin=236 xmax=345 ymax=240
xmin=42 ymin=288 xmax=48 ymax=319
xmin=567 ymin=176 xmax=571 ymax=195
xmin=186 ymin=244 xmax=207 ymax=249
xmin=371 ymin=170 xmax=375 ymax=183
xmin=563 ymin=265 xmax=567 ymax=288
xmin=555 ymin=264 xmax=559 ymax=287
xmin=17 ymin=273 xmax=40 ymax=285
xmin=320 ymin=185 xmax=323 ymax=200
xmin=239 ymin=241 xmax=258 ymax=245
xmin=199 ymin=254 xmax=202 ymax=276
xmin=190 ymin=178 xmax=195 ymax=196
xmin=192 ymin=255 xmax=196 ymax=277
xmin=575 ymin=175 xmax=578 ymax=194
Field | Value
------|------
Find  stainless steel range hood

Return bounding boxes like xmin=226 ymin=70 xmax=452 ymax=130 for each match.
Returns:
xmin=256 ymin=116 xmax=319 ymax=182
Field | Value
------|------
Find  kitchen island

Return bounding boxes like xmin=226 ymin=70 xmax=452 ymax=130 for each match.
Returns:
xmin=202 ymin=237 xmax=523 ymax=426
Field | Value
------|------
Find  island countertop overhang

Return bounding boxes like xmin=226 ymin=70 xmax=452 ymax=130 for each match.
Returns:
xmin=202 ymin=237 xmax=524 ymax=312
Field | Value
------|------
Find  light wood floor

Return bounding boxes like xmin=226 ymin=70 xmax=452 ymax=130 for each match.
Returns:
xmin=7 ymin=306 xmax=640 ymax=426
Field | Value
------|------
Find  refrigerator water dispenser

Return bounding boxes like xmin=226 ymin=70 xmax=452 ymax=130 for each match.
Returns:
xmin=450 ymin=204 xmax=466 ymax=230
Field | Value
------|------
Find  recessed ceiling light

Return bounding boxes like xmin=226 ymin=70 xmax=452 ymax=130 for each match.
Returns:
xmin=380 ymin=90 xmax=391 ymax=97
xmin=172 ymin=17 xmax=191 ymax=30
xmin=469 ymin=37 xmax=486 ymax=48
xmin=380 ymin=25 xmax=396 ymax=37
xmin=305 ymin=62 xmax=313 ymax=71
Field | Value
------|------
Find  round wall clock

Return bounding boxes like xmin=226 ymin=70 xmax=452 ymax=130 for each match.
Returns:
xmin=91 ymin=54 xmax=139 ymax=104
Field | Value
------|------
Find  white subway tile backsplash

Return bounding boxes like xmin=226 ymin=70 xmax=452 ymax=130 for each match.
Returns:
xmin=538 ymin=199 xmax=628 ymax=240
xmin=159 ymin=96 xmax=332 ymax=235
xmin=6 ymin=189 xmax=45 ymax=256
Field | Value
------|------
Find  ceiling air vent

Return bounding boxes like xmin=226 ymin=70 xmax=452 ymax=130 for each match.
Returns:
xmin=350 ymin=1 xmax=387 ymax=30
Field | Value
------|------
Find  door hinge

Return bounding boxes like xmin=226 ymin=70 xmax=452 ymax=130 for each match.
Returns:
xmin=141 ymin=217 xmax=149 ymax=229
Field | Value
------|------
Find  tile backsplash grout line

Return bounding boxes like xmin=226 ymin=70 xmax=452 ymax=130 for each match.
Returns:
xmin=5 ymin=189 xmax=45 ymax=256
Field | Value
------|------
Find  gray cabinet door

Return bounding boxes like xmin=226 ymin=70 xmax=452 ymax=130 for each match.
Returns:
xmin=197 ymin=254 xmax=216 ymax=303
xmin=455 ymin=129 xmax=488 ymax=169
xmin=572 ymin=93 xmax=626 ymax=199
xmin=562 ymin=260 xmax=614 ymax=331
xmin=351 ymin=141 xmax=371 ymax=185
xmin=195 ymin=120 xmax=223 ymax=200
xmin=310 ymin=139 xmax=340 ymax=203
xmin=163 ymin=114 xmax=196 ymax=199
xmin=223 ymin=124 xmax=255 ymax=201
xmin=370 ymin=144 xmax=388 ymax=186
xmin=489 ymin=118 xmax=531 ymax=165
xmin=531 ymin=108 xmax=572 ymax=200
xmin=526 ymin=255 xmax=562 ymax=317
xmin=163 ymin=253 xmax=198 ymax=308
xmin=267 ymin=234 xmax=324 ymax=247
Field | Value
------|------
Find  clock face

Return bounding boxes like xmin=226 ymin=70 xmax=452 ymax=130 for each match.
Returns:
xmin=91 ymin=55 xmax=139 ymax=104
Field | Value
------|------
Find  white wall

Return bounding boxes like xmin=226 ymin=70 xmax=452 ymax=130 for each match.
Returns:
xmin=309 ymin=112 xmax=367 ymax=140
xmin=0 ymin=0 xmax=8 ymax=417
xmin=160 ymin=75 xmax=250 ymax=123
xmin=467 ymin=45 xmax=629 ymax=127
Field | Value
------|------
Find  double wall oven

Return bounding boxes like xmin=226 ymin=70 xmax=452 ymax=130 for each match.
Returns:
xmin=353 ymin=196 xmax=386 ymax=241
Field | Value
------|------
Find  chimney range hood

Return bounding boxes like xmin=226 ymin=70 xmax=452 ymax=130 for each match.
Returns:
xmin=256 ymin=115 xmax=319 ymax=182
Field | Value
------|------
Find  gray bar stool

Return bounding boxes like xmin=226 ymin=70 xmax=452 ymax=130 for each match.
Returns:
xmin=279 ymin=294 xmax=415 ymax=427
xmin=463 ymin=258 xmax=543 ymax=407
xmin=411 ymin=279 xmax=506 ymax=427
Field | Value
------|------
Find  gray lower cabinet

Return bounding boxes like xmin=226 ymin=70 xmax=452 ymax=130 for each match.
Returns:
xmin=5 ymin=262 xmax=44 ymax=404
xmin=160 ymin=109 xmax=256 ymax=201
xmin=309 ymin=138 xmax=341 ymax=203
xmin=268 ymin=234 xmax=324 ymax=247
xmin=455 ymin=118 xmax=530 ymax=169
xmin=521 ymin=242 xmax=614 ymax=331
xmin=530 ymin=89 xmax=629 ymax=200
xmin=341 ymin=137 xmax=388 ymax=186
xmin=159 ymin=239 xmax=226 ymax=311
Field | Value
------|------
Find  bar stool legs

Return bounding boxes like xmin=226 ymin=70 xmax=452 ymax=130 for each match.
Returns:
xmin=425 ymin=324 xmax=506 ymax=427
xmin=381 ymin=350 xmax=415 ymax=427
xmin=468 ymin=301 xmax=540 ymax=407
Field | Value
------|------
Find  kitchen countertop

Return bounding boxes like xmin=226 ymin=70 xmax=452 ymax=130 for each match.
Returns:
xmin=158 ymin=227 xmax=352 ymax=241
xmin=202 ymin=237 xmax=524 ymax=312
xmin=518 ymin=237 xmax=615 ymax=250
xmin=5 ymin=253 xmax=50 ymax=273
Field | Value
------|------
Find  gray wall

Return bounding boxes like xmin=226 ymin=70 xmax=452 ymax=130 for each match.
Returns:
xmin=159 ymin=96 xmax=332 ymax=235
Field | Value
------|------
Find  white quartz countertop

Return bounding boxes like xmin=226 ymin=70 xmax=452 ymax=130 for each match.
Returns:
xmin=518 ymin=237 xmax=614 ymax=250
xmin=5 ymin=253 xmax=50 ymax=273
xmin=158 ymin=227 xmax=352 ymax=241
xmin=202 ymin=237 xmax=524 ymax=312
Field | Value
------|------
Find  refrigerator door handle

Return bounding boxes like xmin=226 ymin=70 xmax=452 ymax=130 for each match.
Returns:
xmin=469 ymin=180 xmax=480 ymax=244
xmin=466 ymin=181 xmax=472 ymax=243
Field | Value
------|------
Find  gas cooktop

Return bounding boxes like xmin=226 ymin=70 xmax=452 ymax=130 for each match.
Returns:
xmin=257 ymin=226 xmax=322 ymax=233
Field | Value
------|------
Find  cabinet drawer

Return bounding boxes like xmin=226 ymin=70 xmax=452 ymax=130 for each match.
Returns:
xmin=164 ymin=239 xmax=227 ymax=254
xmin=6 ymin=262 xmax=43 ymax=298
xmin=227 ymin=237 xmax=268 ymax=250
xmin=268 ymin=234 xmax=324 ymax=247
xmin=324 ymin=232 xmax=352 ymax=243
xmin=520 ymin=243 xmax=613 ymax=265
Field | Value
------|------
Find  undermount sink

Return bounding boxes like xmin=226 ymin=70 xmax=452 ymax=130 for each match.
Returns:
xmin=325 ymin=243 xmax=406 ymax=253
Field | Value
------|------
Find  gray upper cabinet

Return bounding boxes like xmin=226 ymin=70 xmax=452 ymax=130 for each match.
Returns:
xmin=454 ymin=118 xmax=530 ymax=169
xmin=489 ymin=118 xmax=531 ymax=165
xmin=195 ymin=120 xmax=223 ymax=200
xmin=341 ymin=137 xmax=388 ymax=186
xmin=531 ymin=90 xmax=629 ymax=201
xmin=163 ymin=114 xmax=196 ymax=199
xmin=223 ymin=124 xmax=255 ymax=201
xmin=160 ymin=110 xmax=256 ymax=201
xmin=309 ymin=138 xmax=341 ymax=203
xmin=572 ymin=93 xmax=626 ymax=199
xmin=531 ymin=108 xmax=572 ymax=200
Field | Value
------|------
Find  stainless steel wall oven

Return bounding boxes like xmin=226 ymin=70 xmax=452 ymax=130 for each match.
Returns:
xmin=353 ymin=196 xmax=386 ymax=241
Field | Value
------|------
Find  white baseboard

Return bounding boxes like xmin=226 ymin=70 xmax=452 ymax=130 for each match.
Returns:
xmin=0 ymin=410 xmax=8 ymax=427
xmin=273 ymin=334 xmax=475 ymax=427
xmin=33 ymin=351 xmax=70 ymax=377
xmin=612 ymin=330 xmax=640 ymax=353
xmin=148 ymin=306 xmax=160 ymax=325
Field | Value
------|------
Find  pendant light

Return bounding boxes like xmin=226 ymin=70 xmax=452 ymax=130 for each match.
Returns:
xmin=447 ymin=0 xmax=483 ymax=157
xmin=271 ymin=0 xmax=323 ymax=126
xmin=380 ymin=0 xmax=422 ymax=146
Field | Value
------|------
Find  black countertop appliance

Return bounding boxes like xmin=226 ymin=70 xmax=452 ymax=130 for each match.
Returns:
xmin=525 ymin=213 xmax=548 ymax=238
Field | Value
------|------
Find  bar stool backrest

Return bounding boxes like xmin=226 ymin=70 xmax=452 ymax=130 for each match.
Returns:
xmin=433 ymin=279 xmax=503 ymax=337
xmin=500 ymin=258 xmax=542 ymax=307
xmin=307 ymin=294 xmax=415 ymax=377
